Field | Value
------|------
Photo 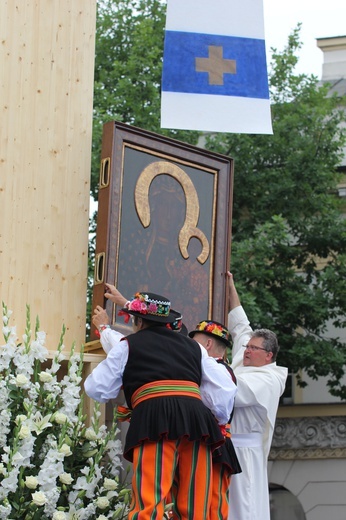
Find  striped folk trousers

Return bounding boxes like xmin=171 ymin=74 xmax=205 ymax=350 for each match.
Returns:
xmin=210 ymin=463 xmax=232 ymax=520
xmin=129 ymin=437 xmax=213 ymax=520
xmin=171 ymin=459 xmax=232 ymax=520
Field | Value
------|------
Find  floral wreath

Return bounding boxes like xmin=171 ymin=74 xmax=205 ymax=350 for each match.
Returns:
xmin=193 ymin=320 xmax=230 ymax=344
xmin=118 ymin=293 xmax=171 ymax=324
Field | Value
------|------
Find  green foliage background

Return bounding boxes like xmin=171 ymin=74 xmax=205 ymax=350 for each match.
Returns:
xmin=90 ymin=1 xmax=346 ymax=399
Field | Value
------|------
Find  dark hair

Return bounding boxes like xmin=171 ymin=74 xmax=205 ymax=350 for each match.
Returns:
xmin=133 ymin=315 xmax=165 ymax=328
xmin=251 ymin=328 xmax=279 ymax=361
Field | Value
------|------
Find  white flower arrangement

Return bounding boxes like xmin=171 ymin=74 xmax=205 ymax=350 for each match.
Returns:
xmin=0 ymin=303 xmax=130 ymax=519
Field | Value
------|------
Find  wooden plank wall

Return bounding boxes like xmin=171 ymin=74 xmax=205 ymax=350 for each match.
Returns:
xmin=0 ymin=1 xmax=97 ymax=351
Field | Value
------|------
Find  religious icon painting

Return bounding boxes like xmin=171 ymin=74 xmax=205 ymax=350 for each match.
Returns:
xmin=88 ymin=121 xmax=233 ymax=344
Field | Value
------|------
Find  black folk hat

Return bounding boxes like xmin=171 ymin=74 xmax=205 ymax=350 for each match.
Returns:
xmin=118 ymin=292 xmax=178 ymax=324
xmin=189 ymin=320 xmax=231 ymax=347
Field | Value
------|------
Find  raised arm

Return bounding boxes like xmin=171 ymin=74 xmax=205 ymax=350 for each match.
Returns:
xmin=227 ymin=271 xmax=241 ymax=310
xmin=226 ymin=272 xmax=253 ymax=367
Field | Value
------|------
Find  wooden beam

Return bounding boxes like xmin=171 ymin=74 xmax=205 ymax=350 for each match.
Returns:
xmin=0 ymin=1 xmax=97 ymax=350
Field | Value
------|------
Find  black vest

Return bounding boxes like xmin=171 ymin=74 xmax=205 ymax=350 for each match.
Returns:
xmin=120 ymin=326 xmax=224 ymax=461
xmin=123 ymin=326 xmax=202 ymax=407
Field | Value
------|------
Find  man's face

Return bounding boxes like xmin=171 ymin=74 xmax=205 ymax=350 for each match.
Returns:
xmin=243 ymin=336 xmax=273 ymax=367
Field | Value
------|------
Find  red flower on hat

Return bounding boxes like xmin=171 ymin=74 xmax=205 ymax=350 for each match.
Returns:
xmin=148 ymin=302 xmax=158 ymax=313
xmin=128 ymin=299 xmax=147 ymax=313
xmin=197 ymin=321 xmax=229 ymax=341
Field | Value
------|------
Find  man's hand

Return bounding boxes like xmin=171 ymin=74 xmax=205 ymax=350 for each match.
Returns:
xmin=92 ymin=305 xmax=109 ymax=329
xmin=104 ymin=283 xmax=128 ymax=307
xmin=227 ymin=271 xmax=241 ymax=310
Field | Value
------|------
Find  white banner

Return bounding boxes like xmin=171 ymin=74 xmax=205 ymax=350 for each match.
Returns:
xmin=161 ymin=0 xmax=272 ymax=134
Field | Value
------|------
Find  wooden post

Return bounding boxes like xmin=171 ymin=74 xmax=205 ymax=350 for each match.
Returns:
xmin=0 ymin=1 xmax=97 ymax=350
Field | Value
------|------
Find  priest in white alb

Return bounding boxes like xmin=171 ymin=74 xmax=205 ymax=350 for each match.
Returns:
xmin=227 ymin=272 xmax=288 ymax=520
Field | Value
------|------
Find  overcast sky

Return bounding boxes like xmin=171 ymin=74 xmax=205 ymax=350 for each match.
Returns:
xmin=263 ymin=0 xmax=346 ymax=77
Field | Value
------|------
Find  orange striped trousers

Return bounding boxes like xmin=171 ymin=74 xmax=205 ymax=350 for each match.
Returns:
xmin=210 ymin=463 xmax=232 ymax=520
xmin=129 ymin=437 xmax=212 ymax=520
xmin=170 ymin=460 xmax=232 ymax=520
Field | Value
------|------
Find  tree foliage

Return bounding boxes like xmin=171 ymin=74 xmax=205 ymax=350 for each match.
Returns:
xmin=92 ymin=0 xmax=199 ymax=198
xmin=205 ymin=26 xmax=346 ymax=398
xmin=91 ymin=4 xmax=346 ymax=398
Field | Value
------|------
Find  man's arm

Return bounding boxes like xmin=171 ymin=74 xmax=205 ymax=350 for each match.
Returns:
xmin=84 ymin=333 xmax=129 ymax=402
xmin=227 ymin=272 xmax=253 ymax=366
xmin=199 ymin=345 xmax=237 ymax=424
xmin=87 ymin=304 xmax=128 ymax=400
xmin=92 ymin=305 xmax=124 ymax=354
xmin=227 ymin=271 xmax=241 ymax=310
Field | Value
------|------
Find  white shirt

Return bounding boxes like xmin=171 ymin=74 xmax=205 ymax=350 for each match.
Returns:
xmin=84 ymin=327 xmax=237 ymax=425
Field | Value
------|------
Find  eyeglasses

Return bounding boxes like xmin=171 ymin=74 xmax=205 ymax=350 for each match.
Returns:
xmin=243 ymin=344 xmax=269 ymax=352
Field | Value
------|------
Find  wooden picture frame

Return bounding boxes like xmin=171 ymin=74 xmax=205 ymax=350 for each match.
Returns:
xmin=88 ymin=121 xmax=233 ymax=344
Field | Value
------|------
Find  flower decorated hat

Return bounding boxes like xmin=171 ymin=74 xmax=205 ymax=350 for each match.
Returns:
xmin=189 ymin=320 xmax=231 ymax=347
xmin=119 ymin=292 xmax=178 ymax=324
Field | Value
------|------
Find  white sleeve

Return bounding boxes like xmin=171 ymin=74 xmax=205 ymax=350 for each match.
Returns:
xmin=199 ymin=345 xmax=237 ymax=425
xmin=84 ymin=336 xmax=129 ymax=403
xmin=228 ymin=306 xmax=253 ymax=368
xmin=100 ymin=327 xmax=124 ymax=354
xmin=233 ymin=369 xmax=274 ymax=407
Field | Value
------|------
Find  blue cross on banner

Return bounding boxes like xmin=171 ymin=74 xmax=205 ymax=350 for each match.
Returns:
xmin=160 ymin=0 xmax=273 ymax=134
xmin=162 ymin=32 xmax=269 ymax=98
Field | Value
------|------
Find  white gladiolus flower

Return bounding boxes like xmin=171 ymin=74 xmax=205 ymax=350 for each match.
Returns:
xmin=0 ymin=466 xmax=19 ymax=496
xmin=96 ymin=496 xmax=110 ymax=510
xmin=0 ymin=409 xmax=11 ymax=448
xmin=12 ymin=452 xmax=24 ymax=465
xmin=37 ymin=447 xmax=64 ymax=496
xmin=1 ymin=325 xmax=11 ymax=338
xmin=25 ymin=476 xmax=39 ymax=489
xmin=29 ymin=332 xmax=48 ymax=362
xmin=39 ymin=371 xmax=53 ymax=383
xmin=0 ymin=503 xmax=12 ymax=518
xmin=0 ymin=305 xmax=130 ymax=518
xmin=56 ymin=351 xmax=65 ymax=362
xmin=59 ymin=472 xmax=73 ymax=485
xmin=15 ymin=374 xmax=29 ymax=387
xmin=31 ymin=491 xmax=47 ymax=506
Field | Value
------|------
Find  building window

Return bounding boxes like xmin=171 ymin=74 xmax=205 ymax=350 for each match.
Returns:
xmin=338 ymin=186 xmax=346 ymax=198
xmin=270 ymin=485 xmax=306 ymax=520
xmin=280 ymin=372 xmax=293 ymax=404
